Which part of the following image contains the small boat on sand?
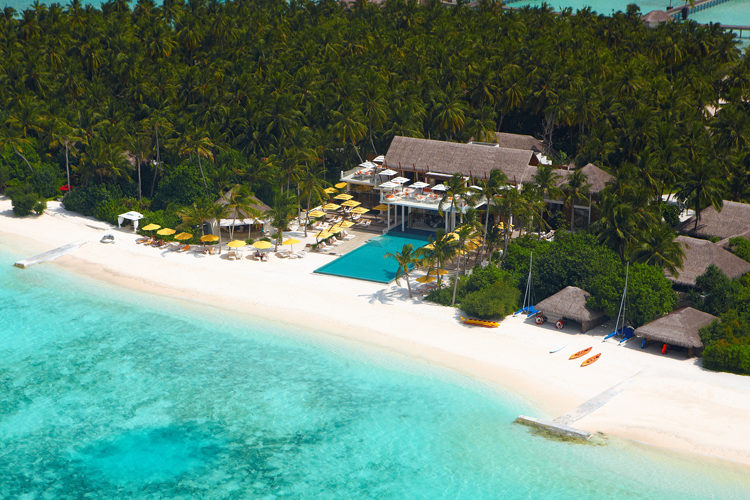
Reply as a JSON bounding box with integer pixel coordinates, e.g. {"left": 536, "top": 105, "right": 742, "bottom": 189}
{"left": 569, "top": 347, "right": 592, "bottom": 360}
{"left": 460, "top": 317, "right": 499, "bottom": 328}
{"left": 581, "top": 353, "right": 601, "bottom": 367}
{"left": 549, "top": 344, "right": 567, "bottom": 353}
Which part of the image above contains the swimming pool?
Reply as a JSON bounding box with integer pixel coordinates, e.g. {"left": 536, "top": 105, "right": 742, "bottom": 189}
{"left": 314, "top": 230, "right": 431, "bottom": 283}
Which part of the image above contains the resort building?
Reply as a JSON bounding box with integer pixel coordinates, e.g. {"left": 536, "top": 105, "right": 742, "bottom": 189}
{"left": 678, "top": 200, "right": 750, "bottom": 240}
{"left": 215, "top": 188, "right": 271, "bottom": 237}
{"left": 534, "top": 286, "right": 606, "bottom": 333}
{"left": 339, "top": 134, "right": 612, "bottom": 233}
{"left": 634, "top": 307, "right": 716, "bottom": 357}
{"left": 667, "top": 235, "right": 750, "bottom": 287}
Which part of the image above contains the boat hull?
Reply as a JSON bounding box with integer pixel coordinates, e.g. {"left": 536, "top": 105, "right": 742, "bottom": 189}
{"left": 569, "top": 347, "right": 592, "bottom": 360}
{"left": 460, "top": 317, "right": 499, "bottom": 328}
{"left": 581, "top": 353, "right": 601, "bottom": 367}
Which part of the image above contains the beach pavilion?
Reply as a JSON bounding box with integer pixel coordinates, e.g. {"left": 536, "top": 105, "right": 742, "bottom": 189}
{"left": 634, "top": 307, "right": 717, "bottom": 357}
{"left": 534, "top": 286, "right": 606, "bottom": 333}
{"left": 678, "top": 200, "right": 750, "bottom": 240}
{"left": 667, "top": 236, "right": 750, "bottom": 287}
{"left": 215, "top": 188, "right": 271, "bottom": 237}
{"left": 117, "top": 211, "right": 143, "bottom": 232}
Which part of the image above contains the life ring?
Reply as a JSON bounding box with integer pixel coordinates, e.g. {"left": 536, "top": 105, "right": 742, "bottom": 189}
{"left": 555, "top": 319, "right": 565, "bottom": 329}
{"left": 535, "top": 315, "right": 544, "bottom": 325}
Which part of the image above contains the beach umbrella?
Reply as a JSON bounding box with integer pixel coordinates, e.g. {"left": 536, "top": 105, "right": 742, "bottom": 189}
{"left": 253, "top": 240, "right": 273, "bottom": 249}
{"left": 174, "top": 232, "right": 192, "bottom": 241}
{"left": 335, "top": 182, "right": 347, "bottom": 189}
{"left": 330, "top": 226, "right": 343, "bottom": 234}
{"left": 282, "top": 238, "right": 301, "bottom": 251}
{"left": 351, "top": 207, "right": 369, "bottom": 214}
{"left": 416, "top": 275, "right": 436, "bottom": 283}
{"left": 373, "top": 204, "right": 388, "bottom": 211}
{"left": 334, "top": 193, "right": 353, "bottom": 200}
{"left": 200, "top": 234, "right": 219, "bottom": 242}
{"left": 323, "top": 203, "right": 341, "bottom": 211}
{"left": 308, "top": 210, "right": 325, "bottom": 218}
{"left": 59, "top": 184, "right": 71, "bottom": 192}
{"left": 429, "top": 269, "right": 450, "bottom": 276}
{"left": 227, "top": 240, "right": 246, "bottom": 248}
{"left": 316, "top": 230, "right": 333, "bottom": 239}
{"left": 338, "top": 221, "right": 355, "bottom": 228}
{"left": 341, "top": 200, "right": 361, "bottom": 207}
{"left": 142, "top": 223, "right": 161, "bottom": 231}
{"left": 324, "top": 187, "right": 337, "bottom": 194}
{"left": 423, "top": 243, "right": 435, "bottom": 250}
{"left": 156, "top": 228, "right": 176, "bottom": 236}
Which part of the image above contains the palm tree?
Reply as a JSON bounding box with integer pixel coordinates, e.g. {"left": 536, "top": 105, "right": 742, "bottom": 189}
{"left": 451, "top": 215, "right": 479, "bottom": 306}
{"left": 677, "top": 160, "right": 725, "bottom": 232}
{"left": 178, "top": 200, "right": 213, "bottom": 237}
{"left": 298, "top": 164, "right": 328, "bottom": 237}
{"left": 438, "top": 173, "right": 471, "bottom": 232}
{"left": 0, "top": 133, "right": 34, "bottom": 173}
{"left": 177, "top": 132, "right": 215, "bottom": 190}
{"left": 267, "top": 190, "right": 297, "bottom": 251}
{"left": 532, "top": 165, "right": 561, "bottom": 233}
{"left": 206, "top": 202, "right": 230, "bottom": 254}
{"left": 564, "top": 169, "right": 591, "bottom": 231}
{"left": 418, "top": 229, "right": 457, "bottom": 287}
{"left": 633, "top": 223, "right": 685, "bottom": 275}
{"left": 50, "top": 119, "right": 86, "bottom": 191}
{"left": 385, "top": 243, "right": 418, "bottom": 298}
{"left": 476, "top": 169, "right": 508, "bottom": 259}
{"left": 224, "top": 185, "right": 260, "bottom": 241}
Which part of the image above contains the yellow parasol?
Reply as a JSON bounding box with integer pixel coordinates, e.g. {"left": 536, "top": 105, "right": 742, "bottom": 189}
{"left": 227, "top": 240, "right": 246, "bottom": 248}
{"left": 316, "top": 231, "right": 333, "bottom": 239}
{"left": 282, "top": 238, "right": 300, "bottom": 251}
{"left": 464, "top": 240, "right": 480, "bottom": 251}
{"left": 330, "top": 226, "right": 343, "bottom": 234}
{"left": 334, "top": 193, "right": 353, "bottom": 201}
{"left": 373, "top": 204, "right": 388, "bottom": 211}
{"left": 416, "top": 275, "right": 436, "bottom": 283}
{"left": 423, "top": 243, "right": 435, "bottom": 250}
{"left": 323, "top": 203, "right": 341, "bottom": 211}
{"left": 200, "top": 234, "right": 219, "bottom": 243}
{"left": 341, "top": 200, "right": 361, "bottom": 207}
{"left": 174, "top": 232, "right": 192, "bottom": 240}
{"left": 156, "top": 228, "right": 176, "bottom": 236}
{"left": 308, "top": 210, "right": 325, "bottom": 218}
{"left": 253, "top": 240, "right": 273, "bottom": 249}
{"left": 351, "top": 207, "right": 369, "bottom": 214}
{"left": 142, "top": 223, "right": 161, "bottom": 231}
{"left": 338, "top": 221, "right": 354, "bottom": 228}
{"left": 334, "top": 182, "right": 347, "bottom": 189}
{"left": 324, "top": 187, "right": 337, "bottom": 194}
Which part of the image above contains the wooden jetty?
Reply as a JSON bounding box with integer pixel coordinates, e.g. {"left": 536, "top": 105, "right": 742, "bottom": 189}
{"left": 515, "top": 416, "right": 593, "bottom": 440}
{"left": 14, "top": 241, "right": 87, "bottom": 268}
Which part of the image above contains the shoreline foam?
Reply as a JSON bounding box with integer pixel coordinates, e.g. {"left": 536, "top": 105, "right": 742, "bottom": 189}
{"left": 3, "top": 198, "right": 750, "bottom": 471}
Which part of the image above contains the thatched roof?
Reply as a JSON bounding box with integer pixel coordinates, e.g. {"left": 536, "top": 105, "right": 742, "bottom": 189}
{"left": 668, "top": 236, "right": 750, "bottom": 286}
{"left": 642, "top": 10, "right": 673, "bottom": 27}
{"left": 216, "top": 188, "right": 271, "bottom": 220}
{"left": 717, "top": 229, "right": 750, "bottom": 249}
{"left": 384, "top": 136, "right": 537, "bottom": 183}
{"left": 494, "top": 132, "right": 544, "bottom": 153}
{"left": 536, "top": 286, "right": 605, "bottom": 325}
{"left": 634, "top": 307, "right": 715, "bottom": 349}
{"left": 523, "top": 163, "right": 613, "bottom": 194}
{"left": 678, "top": 200, "right": 750, "bottom": 240}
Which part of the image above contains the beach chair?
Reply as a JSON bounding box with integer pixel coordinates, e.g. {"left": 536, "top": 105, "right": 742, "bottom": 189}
{"left": 136, "top": 236, "right": 151, "bottom": 244}
{"left": 276, "top": 250, "right": 289, "bottom": 258}
{"left": 177, "top": 244, "right": 190, "bottom": 253}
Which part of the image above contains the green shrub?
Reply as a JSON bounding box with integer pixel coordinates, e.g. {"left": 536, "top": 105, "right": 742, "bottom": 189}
{"left": 728, "top": 237, "right": 750, "bottom": 263}
{"left": 6, "top": 183, "right": 44, "bottom": 216}
{"left": 460, "top": 282, "right": 520, "bottom": 319}
{"left": 425, "top": 284, "right": 454, "bottom": 306}
{"left": 702, "top": 342, "right": 750, "bottom": 375}
{"left": 93, "top": 198, "right": 128, "bottom": 225}
{"left": 63, "top": 183, "right": 123, "bottom": 216}
{"left": 33, "top": 199, "right": 46, "bottom": 215}
{"left": 152, "top": 162, "right": 207, "bottom": 209}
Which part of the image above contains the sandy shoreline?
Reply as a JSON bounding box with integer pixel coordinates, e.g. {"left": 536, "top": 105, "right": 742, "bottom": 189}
{"left": 3, "top": 199, "right": 750, "bottom": 470}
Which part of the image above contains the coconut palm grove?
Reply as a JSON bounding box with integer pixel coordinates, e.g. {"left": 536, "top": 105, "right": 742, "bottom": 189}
{"left": 2, "top": 0, "right": 750, "bottom": 372}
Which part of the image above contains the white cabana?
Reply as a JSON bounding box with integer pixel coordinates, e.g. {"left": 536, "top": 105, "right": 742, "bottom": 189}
{"left": 410, "top": 181, "right": 430, "bottom": 189}
{"left": 117, "top": 211, "right": 144, "bottom": 232}
{"left": 392, "top": 177, "right": 410, "bottom": 184}
{"left": 219, "top": 217, "right": 264, "bottom": 227}
{"left": 378, "top": 181, "right": 398, "bottom": 189}
{"left": 373, "top": 155, "right": 385, "bottom": 164}
{"left": 358, "top": 161, "right": 377, "bottom": 169}
{"left": 379, "top": 169, "right": 397, "bottom": 176}
{"left": 431, "top": 184, "right": 448, "bottom": 191}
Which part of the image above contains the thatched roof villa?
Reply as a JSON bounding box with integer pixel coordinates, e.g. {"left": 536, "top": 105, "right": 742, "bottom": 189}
{"left": 667, "top": 236, "right": 750, "bottom": 287}
{"left": 535, "top": 286, "right": 606, "bottom": 332}
{"left": 634, "top": 307, "right": 717, "bottom": 357}
{"left": 678, "top": 200, "right": 750, "bottom": 240}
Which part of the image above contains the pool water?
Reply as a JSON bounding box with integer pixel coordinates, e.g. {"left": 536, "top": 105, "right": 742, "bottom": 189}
{"left": 314, "top": 230, "right": 431, "bottom": 283}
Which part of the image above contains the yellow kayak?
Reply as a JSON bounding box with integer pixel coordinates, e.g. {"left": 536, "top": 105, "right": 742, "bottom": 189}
{"left": 460, "top": 317, "right": 499, "bottom": 328}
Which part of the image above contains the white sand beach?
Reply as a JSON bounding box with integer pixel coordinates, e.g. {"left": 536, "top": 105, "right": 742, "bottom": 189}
{"left": 3, "top": 198, "right": 750, "bottom": 469}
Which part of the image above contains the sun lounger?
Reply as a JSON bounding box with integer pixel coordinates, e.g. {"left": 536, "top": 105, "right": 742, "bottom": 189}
{"left": 136, "top": 237, "right": 152, "bottom": 244}
{"left": 276, "top": 250, "right": 289, "bottom": 258}
{"left": 177, "top": 244, "right": 190, "bottom": 253}
{"left": 358, "top": 219, "right": 371, "bottom": 227}
{"left": 343, "top": 234, "right": 356, "bottom": 241}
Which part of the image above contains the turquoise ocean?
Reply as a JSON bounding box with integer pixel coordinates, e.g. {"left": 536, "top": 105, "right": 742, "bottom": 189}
{"left": 2, "top": 242, "right": 750, "bottom": 498}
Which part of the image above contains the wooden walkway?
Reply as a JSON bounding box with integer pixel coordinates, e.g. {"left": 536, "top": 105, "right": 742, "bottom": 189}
{"left": 14, "top": 241, "right": 87, "bottom": 268}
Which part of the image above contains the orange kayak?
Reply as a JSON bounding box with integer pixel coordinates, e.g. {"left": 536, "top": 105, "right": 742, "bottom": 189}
{"left": 460, "top": 317, "right": 499, "bottom": 328}
{"left": 569, "top": 347, "right": 592, "bottom": 360}
{"left": 581, "top": 353, "right": 601, "bottom": 367}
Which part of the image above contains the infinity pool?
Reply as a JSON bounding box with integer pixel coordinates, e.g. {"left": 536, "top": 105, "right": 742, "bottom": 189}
{"left": 314, "top": 230, "right": 431, "bottom": 283}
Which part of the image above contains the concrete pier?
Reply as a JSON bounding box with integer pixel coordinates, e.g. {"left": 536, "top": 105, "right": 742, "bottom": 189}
{"left": 14, "top": 241, "right": 87, "bottom": 268}
{"left": 515, "top": 416, "right": 592, "bottom": 440}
